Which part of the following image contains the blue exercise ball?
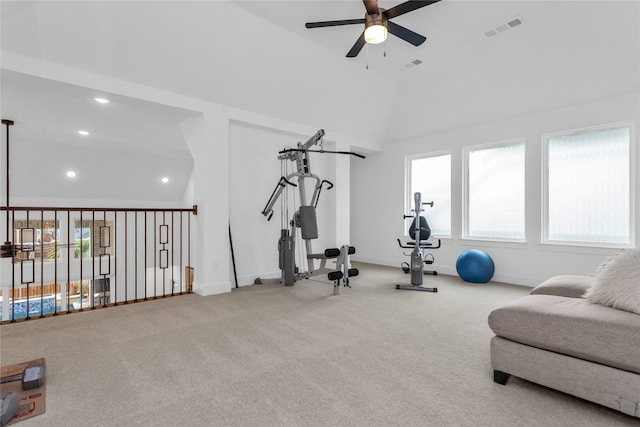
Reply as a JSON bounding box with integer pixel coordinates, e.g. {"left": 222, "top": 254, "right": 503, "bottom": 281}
{"left": 456, "top": 249, "right": 495, "bottom": 283}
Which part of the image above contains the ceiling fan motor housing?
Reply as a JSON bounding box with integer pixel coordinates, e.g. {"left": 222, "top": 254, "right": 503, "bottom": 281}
{"left": 364, "top": 9, "right": 388, "bottom": 44}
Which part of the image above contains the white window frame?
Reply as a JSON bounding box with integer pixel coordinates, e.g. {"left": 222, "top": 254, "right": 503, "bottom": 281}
{"left": 405, "top": 150, "right": 452, "bottom": 238}
{"left": 541, "top": 121, "right": 636, "bottom": 248}
{"left": 462, "top": 138, "right": 526, "bottom": 242}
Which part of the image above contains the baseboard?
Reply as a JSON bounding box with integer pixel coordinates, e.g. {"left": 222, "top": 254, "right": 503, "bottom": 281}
{"left": 194, "top": 279, "right": 232, "bottom": 296}
{"left": 235, "top": 271, "right": 280, "bottom": 287}
{"left": 491, "top": 273, "right": 539, "bottom": 287}
{"left": 232, "top": 259, "right": 537, "bottom": 289}
{"left": 352, "top": 256, "right": 535, "bottom": 287}
{"left": 351, "top": 256, "right": 399, "bottom": 268}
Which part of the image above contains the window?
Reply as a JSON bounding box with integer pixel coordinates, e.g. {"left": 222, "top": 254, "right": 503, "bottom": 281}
{"left": 543, "top": 124, "right": 633, "bottom": 246}
{"left": 13, "top": 220, "right": 60, "bottom": 262}
{"left": 465, "top": 140, "right": 525, "bottom": 240}
{"left": 74, "top": 220, "right": 113, "bottom": 259}
{"left": 408, "top": 153, "right": 451, "bottom": 236}
{"left": 74, "top": 224, "right": 91, "bottom": 259}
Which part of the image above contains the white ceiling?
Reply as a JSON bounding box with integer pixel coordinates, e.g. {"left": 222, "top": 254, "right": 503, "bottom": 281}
{"left": 1, "top": 0, "right": 639, "bottom": 201}
{"left": 1, "top": 69, "right": 198, "bottom": 202}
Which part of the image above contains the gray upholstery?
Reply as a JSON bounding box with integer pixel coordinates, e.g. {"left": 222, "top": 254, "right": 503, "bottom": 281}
{"left": 529, "top": 274, "right": 594, "bottom": 298}
{"left": 489, "top": 275, "right": 640, "bottom": 418}
{"left": 489, "top": 294, "right": 640, "bottom": 374}
{"left": 491, "top": 337, "right": 640, "bottom": 417}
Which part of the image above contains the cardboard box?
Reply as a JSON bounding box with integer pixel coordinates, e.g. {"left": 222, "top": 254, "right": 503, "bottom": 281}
{"left": 0, "top": 358, "right": 46, "bottom": 425}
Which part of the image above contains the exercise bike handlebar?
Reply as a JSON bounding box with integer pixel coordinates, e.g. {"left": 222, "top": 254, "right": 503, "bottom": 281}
{"left": 403, "top": 201, "right": 434, "bottom": 220}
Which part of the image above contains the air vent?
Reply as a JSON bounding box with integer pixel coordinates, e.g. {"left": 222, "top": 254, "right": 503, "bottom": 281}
{"left": 483, "top": 16, "right": 524, "bottom": 38}
{"left": 507, "top": 18, "right": 523, "bottom": 28}
{"left": 399, "top": 58, "right": 423, "bottom": 71}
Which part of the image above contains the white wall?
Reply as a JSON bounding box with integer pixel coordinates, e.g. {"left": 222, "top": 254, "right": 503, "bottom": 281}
{"left": 3, "top": 56, "right": 637, "bottom": 292}
{"left": 351, "top": 92, "right": 640, "bottom": 286}
{"left": 0, "top": 59, "right": 376, "bottom": 297}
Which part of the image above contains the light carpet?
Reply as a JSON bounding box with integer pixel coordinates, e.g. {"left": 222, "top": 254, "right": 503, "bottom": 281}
{"left": 0, "top": 263, "right": 636, "bottom": 426}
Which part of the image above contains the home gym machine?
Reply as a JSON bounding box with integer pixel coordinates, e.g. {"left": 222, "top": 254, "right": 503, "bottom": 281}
{"left": 396, "top": 192, "right": 441, "bottom": 292}
{"left": 254, "top": 129, "right": 364, "bottom": 295}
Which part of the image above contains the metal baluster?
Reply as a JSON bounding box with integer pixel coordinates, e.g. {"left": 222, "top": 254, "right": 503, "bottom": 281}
{"left": 144, "top": 211, "right": 148, "bottom": 301}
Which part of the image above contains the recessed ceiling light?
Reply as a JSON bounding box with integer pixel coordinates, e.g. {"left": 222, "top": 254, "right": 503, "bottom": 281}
{"left": 66, "top": 171, "right": 76, "bottom": 178}
{"left": 77, "top": 130, "right": 89, "bottom": 136}
{"left": 94, "top": 97, "right": 109, "bottom": 104}
{"left": 161, "top": 177, "right": 169, "bottom": 184}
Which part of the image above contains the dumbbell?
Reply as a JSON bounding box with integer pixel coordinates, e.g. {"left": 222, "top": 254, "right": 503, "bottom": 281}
{"left": 0, "top": 364, "right": 45, "bottom": 391}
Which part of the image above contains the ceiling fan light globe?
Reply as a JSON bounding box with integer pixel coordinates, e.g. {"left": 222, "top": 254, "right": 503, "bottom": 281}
{"left": 364, "top": 24, "right": 387, "bottom": 44}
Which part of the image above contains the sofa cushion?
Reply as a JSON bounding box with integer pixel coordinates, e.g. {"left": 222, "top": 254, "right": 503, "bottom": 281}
{"left": 488, "top": 294, "right": 640, "bottom": 374}
{"left": 530, "top": 275, "right": 594, "bottom": 298}
{"left": 585, "top": 248, "right": 640, "bottom": 315}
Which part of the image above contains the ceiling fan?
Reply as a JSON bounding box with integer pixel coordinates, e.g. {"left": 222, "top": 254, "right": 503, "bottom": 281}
{"left": 305, "top": 0, "right": 441, "bottom": 58}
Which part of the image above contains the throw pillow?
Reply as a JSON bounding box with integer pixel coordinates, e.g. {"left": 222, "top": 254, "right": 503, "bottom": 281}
{"left": 585, "top": 248, "right": 640, "bottom": 314}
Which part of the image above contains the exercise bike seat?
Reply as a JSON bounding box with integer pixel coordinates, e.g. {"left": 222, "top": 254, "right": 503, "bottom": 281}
{"left": 397, "top": 238, "right": 442, "bottom": 249}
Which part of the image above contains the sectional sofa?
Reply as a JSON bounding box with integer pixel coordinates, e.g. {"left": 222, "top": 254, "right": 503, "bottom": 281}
{"left": 488, "top": 249, "right": 640, "bottom": 419}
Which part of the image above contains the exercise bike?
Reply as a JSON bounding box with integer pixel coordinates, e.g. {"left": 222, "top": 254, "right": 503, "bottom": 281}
{"left": 396, "top": 192, "right": 441, "bottom": 292}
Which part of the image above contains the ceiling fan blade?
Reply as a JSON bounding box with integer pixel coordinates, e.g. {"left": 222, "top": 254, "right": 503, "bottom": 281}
{"left": 384, "top": 0, "right": 441, "bottom": 20}
{"left": 363, "top": 0, "right": 380, "bottom": 16}
{"left": 387, "top": 21, "right": 426, "bottom": 46}
{"left": 346, "top": 32, "right": 366, "bottom": 57}
{"left": 306, "top": 18, "right": 365, "bottom": 28}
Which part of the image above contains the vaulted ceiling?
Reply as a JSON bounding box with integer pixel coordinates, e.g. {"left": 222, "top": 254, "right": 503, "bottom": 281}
{"left": 1, "top": 1, "right": 639, "bottom": 201}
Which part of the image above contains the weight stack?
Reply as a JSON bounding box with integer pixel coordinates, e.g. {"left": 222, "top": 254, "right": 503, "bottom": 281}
{"left": 279, "top": 234, "right": 296, "bottom": 286}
